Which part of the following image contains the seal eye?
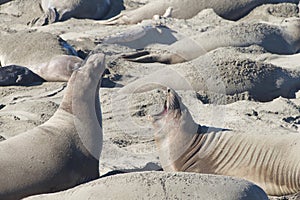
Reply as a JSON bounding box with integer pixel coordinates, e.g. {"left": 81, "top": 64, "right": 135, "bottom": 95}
{"left": 167, "top": 88, "right": 171, "bottom": 93}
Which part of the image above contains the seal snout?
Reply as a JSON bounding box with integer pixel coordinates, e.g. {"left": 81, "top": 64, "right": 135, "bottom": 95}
{"left": 166, "top": 88, "right": 181, "bottom": 112}
{"left": 79, "top": 53, "right": 106, "bottom": 79}
{"left": 149, "top": 88, "right": 181, "bottom": 122}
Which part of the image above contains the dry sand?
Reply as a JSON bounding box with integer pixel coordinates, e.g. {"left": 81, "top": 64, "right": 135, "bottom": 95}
{"left": 0, "top": 0, "right": 299, "bottom": 199}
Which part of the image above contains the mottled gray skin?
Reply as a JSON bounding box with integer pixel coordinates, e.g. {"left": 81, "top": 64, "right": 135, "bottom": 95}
{"left": 0, "top": 31, "right": 83, "bottom": 83}
{"left": 150, "top": 88, "right": 300, "bottom": 196}
{"left": 0, "top": 0, "right": 10, "bottom": 5}
{"left": 0, "top": 65, "right": 45, "bottom": 86}
{"left": 100, "top": 0, "right": 299, "bottom": 25}
{"left": 32, "top": 0, "right": 111, "bottom": 25}
{"left": 0, "top": 54, "right": 105, "bottom": 200}
{"left": 24, "top": 172, "right": 268, "bottom": 200}
{"left": 123, "top": 18, "right": 300, "bottom": 64}
{"left": 120, "top": 50, "right": 300, "bottom": 102}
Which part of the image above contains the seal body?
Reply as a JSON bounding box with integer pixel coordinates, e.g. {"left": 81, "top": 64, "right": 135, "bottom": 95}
{"left": 150, "top": 88, "right": 300, "bottom": 196}
{"left": 0, "top": 53, "right": 105, "bottom": 199}
{"left": 101, "top": 0, "right": 299, "bottom": 24}
{"left": 24, "top": 172, "right": 269, "bottom": 200}
{"left": 121, "top": 50, "right": 300, "bottom": 102}
{"left": 123, "top": 19, "right": 300, "bottom": 64}
{"left": 0, "top": 31, "right": 83, "bottom": 84}
{"left": 34, "top": 0, "right": 111, "bottom": 25}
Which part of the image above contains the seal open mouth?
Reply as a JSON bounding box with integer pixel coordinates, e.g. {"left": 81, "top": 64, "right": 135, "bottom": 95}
{"left": 150, "top": 88, "right": 181, "bottom": 121}
{"left": 166, "top": 88, "right": 181, "bottom": 111}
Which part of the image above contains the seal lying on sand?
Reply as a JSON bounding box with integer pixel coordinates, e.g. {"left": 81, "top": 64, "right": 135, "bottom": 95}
{"left": 122, "top": 18, "right": 300, "bottom": 64}
{"left": 149, "top": 88, "right": 300, "bottom": 196}
{"left": 24, "top": 171, "right": 268, "bottom": 200}
{"left": 0, "top": 31, "right": 83, "bottom": 85}
{"left": 100, "top": 0, "right": 299, "bottom": 25}
{"left": 120, "top": 49, "right": 300, "bottom": 103}
{"left": 0, "top": 53, "right": 105, "bottom": 199}
{"left": 31, "top": 0, "right": 111, "bottom": 26}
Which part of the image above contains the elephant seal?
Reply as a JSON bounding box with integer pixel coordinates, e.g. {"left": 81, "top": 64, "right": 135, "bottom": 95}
{"left": 29, "top": 55, "right": 83, "bottom": 82}
{"left": 0, "top": 31, "right": 83, "bottom": 85}
{"left": 0, "top": 53, "right": 105, "bottom": 200}
{"left": 149, "top": 88, "right": 300, "bottom": 196}
{"left": 31, "top": 0, "right": 111, "bottom": 26}
{"left": 100, "top": 0, "right": 299, "bottom": 25}
{"left": 120, "top": 48, "right": 300, "bottom": 103}
{"left": 24, "top": 172, "right": 268, "bottom": 200}
{"left": 123, "top": 18, "right": 300, "bottom": 64}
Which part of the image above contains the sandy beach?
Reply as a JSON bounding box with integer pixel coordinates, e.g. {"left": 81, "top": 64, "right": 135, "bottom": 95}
{"left": 0, "top": 0, "right": 300, "bottom": 199}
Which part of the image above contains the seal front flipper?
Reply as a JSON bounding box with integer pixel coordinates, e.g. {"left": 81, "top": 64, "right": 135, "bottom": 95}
{"left": 0, "top": 65, "right": 45, "bottom": 86}
{"left": 30, "top": 7, "right": 58, "bottom": 26}
{"left": 122, "top": 50, "right": 185, "bottom": 64}
{"left": 45, "top": 7, "right": 59, "bottom": 24}
{"left": 97, "top": 12, "right": 131, "bottom": 25}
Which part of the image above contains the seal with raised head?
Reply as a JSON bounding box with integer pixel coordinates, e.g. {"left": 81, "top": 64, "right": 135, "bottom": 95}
{"left": 32, "top": 0, "right": 111, "bottom": 26}
{"left": 0, "top": 53, "right": 105, "bottom": 200}
{"left": 100, "top": 0, "right": 299, "bottom": 25}
{"left": 122, "top": 18, "right": 300, "bottom": 64}
{"left": 149, "top": 88, "right": 300, "bottom": 196}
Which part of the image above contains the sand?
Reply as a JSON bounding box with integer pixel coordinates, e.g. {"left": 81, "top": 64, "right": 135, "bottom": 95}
{"left": 0, "top": 0, "right": 299, "bottom": 199}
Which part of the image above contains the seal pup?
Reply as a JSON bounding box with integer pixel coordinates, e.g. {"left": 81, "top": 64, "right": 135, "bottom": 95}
{"left": 0, "top": 53, "right": 105, "bottom": 199}
{"left": 99, "top": 0, "right": 299, "bottom": 25}
{"left": 0, "top": 31, "right": 83, "bottom": 85}
{"left": 31, "top": 0, "right": 111, "bottom": 26}
{"left": 149, "top": 88, "right": 300, "bottom": 196}
{"left": 122, "top": 18, "right": 300, "bottom": 64}
{"left": 24, "top": 171, "right": 268, "bottom": 200}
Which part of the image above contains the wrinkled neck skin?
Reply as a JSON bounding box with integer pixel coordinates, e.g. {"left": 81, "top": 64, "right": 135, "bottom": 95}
{"left": 154, "top": 105, "right": 200, "bottom": 171}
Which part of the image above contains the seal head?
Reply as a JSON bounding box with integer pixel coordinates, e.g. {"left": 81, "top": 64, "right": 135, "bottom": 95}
{"left": 149, "top": 88, "right": 199, "bottom": 171}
